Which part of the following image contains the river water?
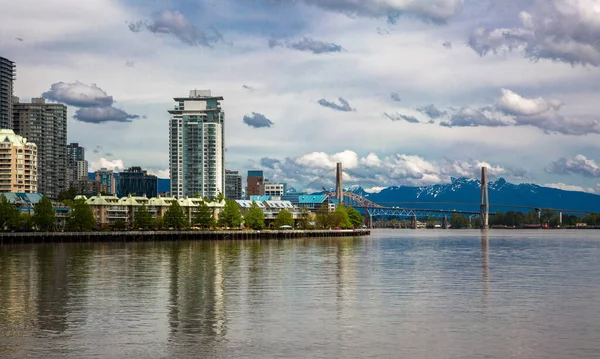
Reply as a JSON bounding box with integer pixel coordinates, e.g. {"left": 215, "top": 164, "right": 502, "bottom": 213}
{"left": 1, "top": 229, "right": 600, "bottom": 358}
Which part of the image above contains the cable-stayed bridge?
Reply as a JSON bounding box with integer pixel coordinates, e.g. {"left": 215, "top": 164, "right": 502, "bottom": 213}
{"left": 320, "top": 163, "right": 591, "bottom": 228}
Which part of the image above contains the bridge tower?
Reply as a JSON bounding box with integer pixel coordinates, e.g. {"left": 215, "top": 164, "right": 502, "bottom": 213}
{"left": 336, "top": 162, "right": 343, "bottom": 205}
{"left": 480, "top": 167, "right": 490, "bottom": 230}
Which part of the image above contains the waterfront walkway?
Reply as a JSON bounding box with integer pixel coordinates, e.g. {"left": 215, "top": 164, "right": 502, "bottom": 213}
{"left": 0, "top": 229, "right": 370, "bottom": 244}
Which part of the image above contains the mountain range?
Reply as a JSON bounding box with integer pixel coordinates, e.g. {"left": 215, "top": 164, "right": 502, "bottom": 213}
{"left": 346, "top": 178, "right": 600, "bottom": 213}
{"left": 90, "top": 174, "right": 599, "bottom": 213}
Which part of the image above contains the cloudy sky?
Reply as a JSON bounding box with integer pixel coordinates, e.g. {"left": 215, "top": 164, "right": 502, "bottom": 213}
{"left": 3, "top": 0, "right": 600, "bottom": 193}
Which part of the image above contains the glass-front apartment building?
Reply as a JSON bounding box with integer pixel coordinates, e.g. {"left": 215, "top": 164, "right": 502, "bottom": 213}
{"left": 169, "top": 90, "right": 224, "bottom": 198}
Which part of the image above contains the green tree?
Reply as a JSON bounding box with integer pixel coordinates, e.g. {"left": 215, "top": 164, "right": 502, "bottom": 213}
{"left": 111, "top": 219, "right": 126, "bottom": 231}
{"left": 57, "top": 187, "right": 77, "bottom": 202}
{"left": 297, "top": 207, "right": 312, "bottom": 229}
{"left": 15, "top": 213, "right": 34, "bottom": 232}
{"left": 450, "top": 213, "right": 470, "bottom": 229}
{"left": 0, "top": 194, "right": 19, "bottom": 231}
{"left": 164, "top": 201, "right": 187, "bottom": 230}
{"left": 244, "top": 201, "right": 265, "bottom": 230}
{"left": 32, "top": 196, "right": 56, "bottom": 231}
{"left": 472, "top": 216, "right": 482, "bottom": 229}
{"left": 194, "top": 201, "right": 214, "bottom": 229}
{"left": 66, "top": 198, "right": 97, "bottom": 232}
{"left": 334, "top": 205, "right": 352, "bottom": 229}
{"left": 346, "top": 206, "right": 364, "bottom": 228}
{"left": 216, "top": 192, "right": 225, "bottom": 203}
{"left": 134, "top": 204, "right": 153, "bottom": 230}
{"left": 274, "top": 209, "right": 294, "bottom": 228}
{"left": 315, "top": 204, "right": 330, "bottom": 229}
{"left": 218, "top": 199, "right": 242, "bottom": 228}
{"left": 153, "top": 216, "right": 164, "bottom": 230}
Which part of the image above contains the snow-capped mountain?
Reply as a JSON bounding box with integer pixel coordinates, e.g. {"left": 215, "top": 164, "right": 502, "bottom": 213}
{"left": 347, "top": 178, "right": 600, "bottom": 213}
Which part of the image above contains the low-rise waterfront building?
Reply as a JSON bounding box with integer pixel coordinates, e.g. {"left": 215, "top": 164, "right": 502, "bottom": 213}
{"left": 282, "top": 194, "right": 329, "bottom": 212}
{"left": 235, "top": 199, "right": 300, "bottom": 225}
{"left": 0, "top": 192, "right": 70, "bottom": 227}
{"left": 78, "top": 194, "right": 225, "bottom": 226}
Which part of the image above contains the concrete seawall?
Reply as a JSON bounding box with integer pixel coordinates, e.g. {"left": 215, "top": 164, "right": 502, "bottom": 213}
{"left": 0, "top": 229, "right": 371, "bottom": 244}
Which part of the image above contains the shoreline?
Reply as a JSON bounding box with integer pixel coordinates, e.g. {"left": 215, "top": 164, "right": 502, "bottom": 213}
{"left": 0, "top": 229, "right": 371, "bottom": 244}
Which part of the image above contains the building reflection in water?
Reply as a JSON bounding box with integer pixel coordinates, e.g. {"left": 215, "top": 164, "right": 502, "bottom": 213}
{"left": 167, "top": 242, "right": 230, "bottom": 357}
{"left": 480, "top": 231, "right": 490, "bottom": 306}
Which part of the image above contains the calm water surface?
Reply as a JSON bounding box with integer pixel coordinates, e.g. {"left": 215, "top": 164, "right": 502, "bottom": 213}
{"left": 1, "top": 229, "right": 600, "bottom": 358}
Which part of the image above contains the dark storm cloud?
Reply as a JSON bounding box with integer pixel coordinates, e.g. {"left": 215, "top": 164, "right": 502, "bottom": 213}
{"left": 128, "top": 10, "right": 224, "bottom": 47}
{"left": 417, "top": 104, "right": 447, "bottom": 119}
{"left": 440, "top": 107, "right": 508, "bottom": 127}
{"left": 468, "top": 2, "right": 600, "bottom": 66}
{"left": 243, "top": 112, "right": 274, "bottom": 128}
{"left": 75, "top": 107, "right": 140, "bottom": 124}
{"left": 268, "top": 37, "right": 342, "bottom": 54}
{"left": 295, "top": 0, "right": 462, "bottom": 24}
{"left": 260, "top": 157, "right": 281, "bottom": 169}
{"left": 383, "top": 112, "right": 420, "bottom": 123}
{"left": 317, "top": 97, "right": 354, "bottom": 112}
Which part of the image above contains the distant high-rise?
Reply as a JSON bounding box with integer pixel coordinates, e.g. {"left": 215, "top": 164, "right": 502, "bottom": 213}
{"left": 225, "top": 169, "right": 242, "bottom": 200}
{"left": 247, "top": 170, "right": 264, "bottom": 198}
{"left": 67, "top": 142, "right": 88, "bottom": 184}
{"left": 0, "top": 57, "right": 15, "bottom": 129}
{"left": 95, "top": 168, "right": 116, "bottom": 195}
{"left": 67, "top": 142, "right": 85, "bottom": 161}
{"left": 13, "top": 97, "right": 67, "bottom": 199}
{"left": 0, "top": 129, "right": 37, "bottom": 193}
{"left": 117, "top": 166, "right": 158, "bottom": 198}
{"left": 168, "top": 89, "right": 225, "bottom": 198}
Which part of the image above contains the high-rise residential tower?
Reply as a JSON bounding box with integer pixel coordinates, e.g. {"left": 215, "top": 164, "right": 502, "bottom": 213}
{"left": 0, "top": 57, "right": 15, "bottom": 129}
{"left": 225, "top": 169, "right": 242, "bottom": 200}
{"left": 0, "top": 129, "right": 38, "bottom": 193}
{"left": 13, "top": 97, "right": 67, "bottom": 199}
{"left": 67, "top": 143, "right": 88, "bottom": 184}
{"left": 168, "top": 90, "right": 224, "bottom": 198}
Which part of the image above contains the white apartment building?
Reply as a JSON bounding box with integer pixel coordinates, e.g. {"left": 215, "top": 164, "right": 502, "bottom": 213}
{"left": 168, "top": 90, "right": 225, "bottom": 198}
{"left": 0, "top": 129, "right": 37, "bottom": 193}
{"left": 263, "top": 181, "right": 284, "bottom": 197}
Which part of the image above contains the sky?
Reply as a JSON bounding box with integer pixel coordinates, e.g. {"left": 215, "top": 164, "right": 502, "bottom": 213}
{"left": 2, "top": 0, "right": 600, "bottom": 194}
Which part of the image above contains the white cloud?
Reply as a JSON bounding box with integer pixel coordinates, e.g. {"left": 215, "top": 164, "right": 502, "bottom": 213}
{"left": 148, "top": 169, "right": 170, "bottom": 178}
{"left": 496, "top": 88, "right": 561, "bottom": 116}
{"left": 544, "top": 183, "right": 597, "bottom": 194}
{"left": 547, "top": 154, "right": 600, "bottom": 177}
{"left": 249, "top": 150, "right": 525, "bottom": 189}
{"left": 364, "top": 186, "right": 386, "bottom": 193}
{"left": 90, "top": 158, "right": 125, "bottom": 172}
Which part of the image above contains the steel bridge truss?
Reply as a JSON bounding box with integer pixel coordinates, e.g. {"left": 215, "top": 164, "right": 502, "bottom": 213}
{"left": 365, "top": 207, "right": 480, "bottom": 219}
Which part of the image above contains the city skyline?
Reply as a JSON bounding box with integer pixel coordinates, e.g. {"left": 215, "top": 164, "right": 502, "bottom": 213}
{"left": 2, "top": 1, "right": 600, "bottom": 194}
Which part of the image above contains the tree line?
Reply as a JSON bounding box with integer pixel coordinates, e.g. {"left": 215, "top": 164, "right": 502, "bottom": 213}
{"left": 0, "top": 196, "right": 365, "bottom": 232}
